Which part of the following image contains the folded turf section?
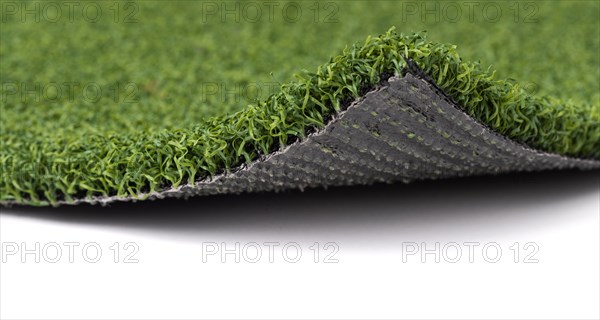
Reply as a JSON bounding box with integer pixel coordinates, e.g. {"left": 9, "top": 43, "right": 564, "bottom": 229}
{"left": 1, "top": 1, "right": 599, "bottom": 206}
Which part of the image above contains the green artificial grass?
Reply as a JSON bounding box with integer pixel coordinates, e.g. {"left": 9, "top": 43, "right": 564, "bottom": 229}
{"left": 1, "top": 0, "right": 599, "bottom": 206}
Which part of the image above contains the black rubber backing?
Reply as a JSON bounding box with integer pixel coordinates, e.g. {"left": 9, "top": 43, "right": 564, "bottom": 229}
{"left": 53, "top": 72, "right": 600, "bottom": 205}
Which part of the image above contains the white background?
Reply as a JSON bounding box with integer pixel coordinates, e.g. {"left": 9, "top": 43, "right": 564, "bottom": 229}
{"left": 1, "top": 170, "right": 599, "bottom": 319}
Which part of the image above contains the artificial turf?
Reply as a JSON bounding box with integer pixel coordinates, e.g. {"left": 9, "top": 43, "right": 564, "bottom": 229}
{"left": 1, "top": 0, "right": 599, "bottom": 206}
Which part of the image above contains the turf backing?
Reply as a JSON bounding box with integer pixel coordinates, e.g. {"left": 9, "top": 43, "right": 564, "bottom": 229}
{"left": 1, "top": 0, "right": 599, "bottom": 206}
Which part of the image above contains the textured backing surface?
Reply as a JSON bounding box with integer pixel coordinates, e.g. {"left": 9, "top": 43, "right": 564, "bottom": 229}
{"left": 33, "top": 72, "right": 600, "bottom": 205}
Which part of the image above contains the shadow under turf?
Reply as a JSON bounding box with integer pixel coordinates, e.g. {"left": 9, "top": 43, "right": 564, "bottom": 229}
{"left": 1, "top": 170, "right": 598, "bottom": 238}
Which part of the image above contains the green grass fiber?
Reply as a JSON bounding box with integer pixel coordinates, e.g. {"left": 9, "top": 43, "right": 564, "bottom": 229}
{"left": 1, "top": 0, "right": 599, "bottom": 205}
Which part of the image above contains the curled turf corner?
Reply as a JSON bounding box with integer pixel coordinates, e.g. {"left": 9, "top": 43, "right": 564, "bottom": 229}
{"left": 1, "top": 28, "right": 599, "bottom": 206}
{"left": 8, "top": 71, "right": 600, "bottom": 206}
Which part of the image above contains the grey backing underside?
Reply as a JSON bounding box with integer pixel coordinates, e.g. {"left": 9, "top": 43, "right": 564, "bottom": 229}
{"left": 56, "top": 73, "right": 600, "bottom": 205}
